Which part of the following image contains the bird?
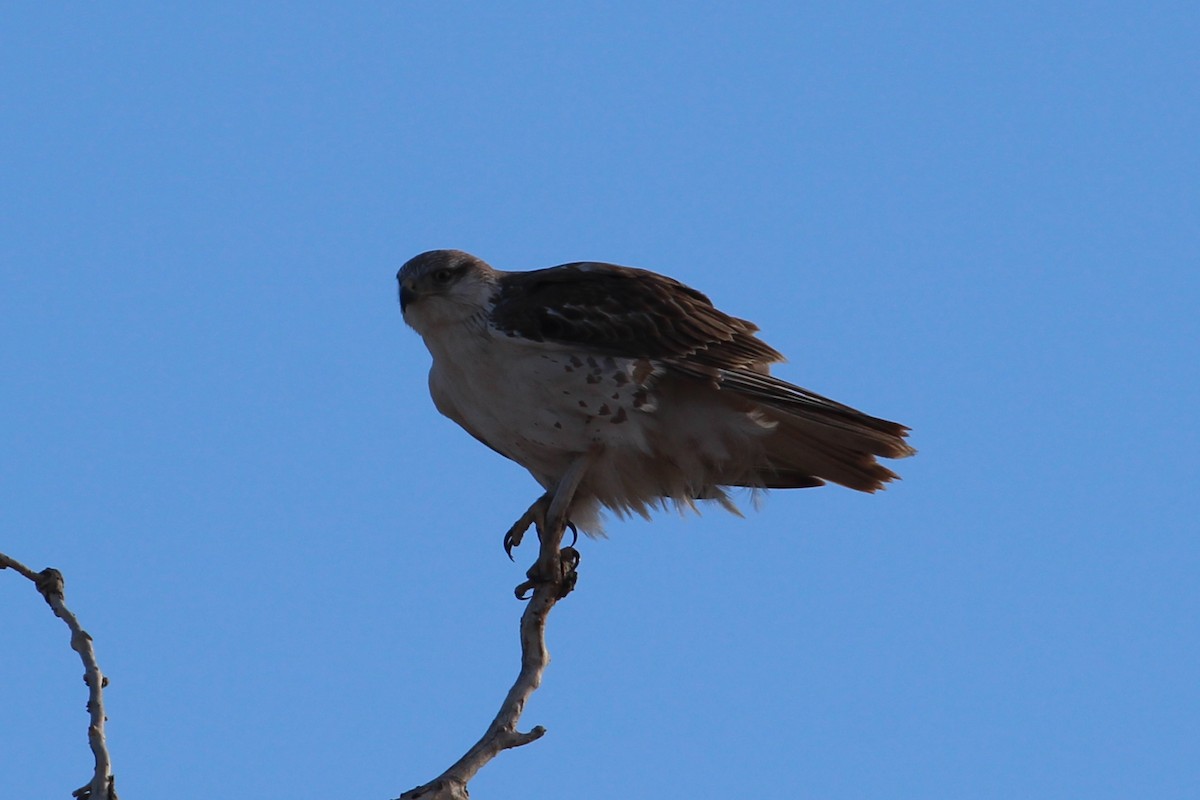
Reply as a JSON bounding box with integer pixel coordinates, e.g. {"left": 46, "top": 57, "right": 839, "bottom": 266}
{"left": 396, "top": 249, "right": 914, "bottom": 585}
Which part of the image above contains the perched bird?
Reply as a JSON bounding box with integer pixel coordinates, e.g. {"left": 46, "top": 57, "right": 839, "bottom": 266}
{"left": 397, "top": 249, "right": 914, "bottom": 570}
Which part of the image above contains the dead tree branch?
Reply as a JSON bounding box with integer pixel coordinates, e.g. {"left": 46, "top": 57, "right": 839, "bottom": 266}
{"left": 1, "top": 551, "right": 117, "bottom": 800}
{"left": 397, "top": 524, "right": 579, "bottom": 800}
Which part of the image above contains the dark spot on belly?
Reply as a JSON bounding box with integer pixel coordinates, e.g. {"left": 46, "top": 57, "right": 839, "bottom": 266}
{"left": 586, "top": 372, "right": 601, "bottom": 384}
{"left": 633, "top": 389, "right": 650, "bottom": 409}
{"left": 611, "top": 407, "right": 628, "bottom": 424}
{"left": 597, "top": 403, "right": 611, "bottom": 416}
{"left": 632, "top": 359, "right": 655, "bottom": 384}
{"left": 611, "top": 392, "right": 620, "bottom": 400}
{"left": 569, "top": 356, "right": 583, "bottom": 368}
{"left": 578, "top": 400, "right": 588, "bottom": 408}
{"left": 554, "top": 421, "right": 563, "bottom": 429}
{"left": 612, "top": 372, "right": 629, "bottom": 386}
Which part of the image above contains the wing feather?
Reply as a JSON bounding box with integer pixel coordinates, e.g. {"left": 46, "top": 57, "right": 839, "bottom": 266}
{"left": 490, "top": 262, "right": 781, "bottom": 371}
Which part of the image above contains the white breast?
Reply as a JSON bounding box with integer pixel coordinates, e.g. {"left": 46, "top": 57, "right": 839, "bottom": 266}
{"left": 423, "top": 324, "right": 658, "bottom": 487}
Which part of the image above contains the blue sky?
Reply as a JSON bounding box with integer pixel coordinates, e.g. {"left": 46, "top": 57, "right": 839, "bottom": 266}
{"left": 2, "top": 3, "right": 1197, "bottom": 798}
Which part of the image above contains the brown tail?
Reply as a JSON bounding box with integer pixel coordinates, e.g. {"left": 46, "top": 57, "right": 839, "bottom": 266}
{"left": 717, "top": 369, "right": 915, "bottom": 492}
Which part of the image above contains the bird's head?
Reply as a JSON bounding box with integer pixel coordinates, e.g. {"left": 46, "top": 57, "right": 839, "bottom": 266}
{"left": 396, "top": 249, "right": 499, "bottom": 334}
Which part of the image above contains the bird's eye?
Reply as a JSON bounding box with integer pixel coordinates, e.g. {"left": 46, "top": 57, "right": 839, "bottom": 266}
{"left": 433, "top": 269, "right": 454, "bottom": 285}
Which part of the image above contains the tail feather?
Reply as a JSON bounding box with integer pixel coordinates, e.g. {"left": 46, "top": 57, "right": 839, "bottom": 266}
{"left": 717, "top": 370, "right": 915, "bottom": 493}
{"left": 758, "top": 410, "right": 906, "bottom": 491}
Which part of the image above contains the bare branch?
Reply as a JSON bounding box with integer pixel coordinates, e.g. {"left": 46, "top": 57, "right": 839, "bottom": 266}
{"left": 1, "top": 552, "right": 118, "bottom": 800}
{"left": 397, "top": 531, "right": 579, "bottom": 800}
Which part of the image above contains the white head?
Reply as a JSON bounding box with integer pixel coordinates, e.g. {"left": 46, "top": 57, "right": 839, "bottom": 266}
{"left": 397, "top": 249, "right": 499, "bottom": 335}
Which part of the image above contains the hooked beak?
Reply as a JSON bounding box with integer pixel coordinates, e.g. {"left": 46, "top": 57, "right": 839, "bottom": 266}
{"left": 399, "top": 282, "right": 414, "bottom": 313}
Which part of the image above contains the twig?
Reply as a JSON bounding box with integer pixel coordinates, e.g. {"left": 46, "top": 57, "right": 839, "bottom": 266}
{"left": 397, "top": 528, "right": 578, "bottom": 800}
{"left": 1, "top": 552, "right": 117, "bottom": 800}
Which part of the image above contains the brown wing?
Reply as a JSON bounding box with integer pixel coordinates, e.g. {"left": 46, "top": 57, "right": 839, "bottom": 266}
{"left": 490, "top": 262, "right": 782, "bottom": 372}
{"left": 491, "top": 261, "right": 915, "bottom": 489}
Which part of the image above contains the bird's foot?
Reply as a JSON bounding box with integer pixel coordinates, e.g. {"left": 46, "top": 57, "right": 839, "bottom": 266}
{"left": 503, "top": 495, "right": 549, "bottom": 560}
{"left": 503, "top": 497, "right": 579, "bottom": 560}
{"left": 514, "top": 547, "right": 580, "bottom": 601}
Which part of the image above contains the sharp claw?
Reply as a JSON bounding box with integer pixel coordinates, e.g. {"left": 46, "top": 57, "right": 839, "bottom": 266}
{"left": 503, "top": 526, "right": 522, "bottom": 560}
{"left": 503, "top": 494, "right": 551, "bottom": 560}
{"left": 502, "top": 515, "right": 533, "bottom": 561}
{"left": 566, "top": 522, "right": 579, "bottom": 548}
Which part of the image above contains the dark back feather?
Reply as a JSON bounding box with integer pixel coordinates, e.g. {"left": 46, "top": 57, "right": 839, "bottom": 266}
{"left": 490, "top": 263, "right": 783, "bottom": 371}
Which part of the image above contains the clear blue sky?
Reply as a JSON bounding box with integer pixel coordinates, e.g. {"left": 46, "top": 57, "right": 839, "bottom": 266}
{"left": 3, "top": 4, "right": 1198, "bottom": 798}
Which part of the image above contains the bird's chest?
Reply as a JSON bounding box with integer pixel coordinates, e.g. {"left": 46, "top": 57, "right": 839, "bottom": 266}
{"left": 424, "top": 329, "right": 655, "bottom": 470}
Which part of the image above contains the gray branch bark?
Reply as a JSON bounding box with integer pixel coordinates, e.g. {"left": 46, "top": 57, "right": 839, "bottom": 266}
{"left": 1, "top": 552, "right": 117, "bottom": 800}
{"left": 397, "top": 528, "right": 577, "bottom": 800}
{"left": 2, "top": 521, "right": 576, "bottom": 800}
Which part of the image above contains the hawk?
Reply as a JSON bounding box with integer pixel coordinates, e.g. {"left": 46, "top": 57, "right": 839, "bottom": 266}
{"left": 397, "top": 249, "right": 914, "bottom": 580}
